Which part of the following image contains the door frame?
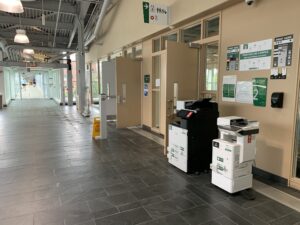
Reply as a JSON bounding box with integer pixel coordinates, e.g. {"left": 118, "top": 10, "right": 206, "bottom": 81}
{"left": 290, "top": 48, "right": 300, "bottom": 190}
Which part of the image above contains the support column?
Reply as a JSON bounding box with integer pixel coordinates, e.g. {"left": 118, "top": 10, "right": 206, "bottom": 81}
{"left": 60, "top": 69, "right": 65, "bottom": 105}
{"left": 67, "top": 56, "right": 73, "bottom": 106}
{"left": 77, "top": 17, "right": 86, "bottom": 114}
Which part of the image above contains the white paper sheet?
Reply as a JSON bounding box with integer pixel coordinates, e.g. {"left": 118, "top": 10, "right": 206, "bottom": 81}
{"left": 236, "top": 81, "right": 253, "bottom": 104}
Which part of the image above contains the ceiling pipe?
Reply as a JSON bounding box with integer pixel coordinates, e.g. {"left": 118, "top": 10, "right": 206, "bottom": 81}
{"left": 47, "top": 53, "right": 70, "bottom": 63}
{"left": 53, "top": 0, "right": 62, "bottom": 47}
{"left": 0, "top": 38, "right": 11, "bottom": 60}
{"left": 6, "top": 45, "right": 77, "bottom": 53}
{"left": 84, "top": 0, "right": 111, "bottom": 47}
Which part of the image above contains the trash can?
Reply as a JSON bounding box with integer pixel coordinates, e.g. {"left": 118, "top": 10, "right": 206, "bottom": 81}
{"left": 0, "top": 94, "right": 2, "bottom": 110}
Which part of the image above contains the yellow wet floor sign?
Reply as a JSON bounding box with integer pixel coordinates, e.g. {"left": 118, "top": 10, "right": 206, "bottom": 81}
{"left": 92, "top": 117, "right": 101, "bottom": 139}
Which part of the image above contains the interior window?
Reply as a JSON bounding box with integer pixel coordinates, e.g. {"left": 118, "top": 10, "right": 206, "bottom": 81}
{"left": 182, "top": 24, "right": 201, "bottom": 43}
{"left": 153, "top": 39, "right": 161, "bottom": 53}
{"left": 205, "top": 43, "right": 219, "bottom": 91}
{"left": 205, "top": 17, "right": 220, "bottom": 38}
{"left": 161, "top": 33, "right": 178, "bottom": 50}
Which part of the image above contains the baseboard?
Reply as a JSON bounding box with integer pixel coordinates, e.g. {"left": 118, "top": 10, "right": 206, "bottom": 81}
{"left": 142, "top": 124, "right": 164, "bottom": 139}
{"left": 253, "top": 166, "right": 288, "bottom": 186}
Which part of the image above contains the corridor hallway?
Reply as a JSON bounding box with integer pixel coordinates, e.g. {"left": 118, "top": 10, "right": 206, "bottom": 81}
{"left": 0, "top": 100, "right": 299, "bottom": 225}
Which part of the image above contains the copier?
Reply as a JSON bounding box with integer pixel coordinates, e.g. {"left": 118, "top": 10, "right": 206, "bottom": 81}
{"left": 167, "top": 99, "right": 219, "bottom": 173}
{"left": 211, "top": 116, "right": 259, "bottom": 193}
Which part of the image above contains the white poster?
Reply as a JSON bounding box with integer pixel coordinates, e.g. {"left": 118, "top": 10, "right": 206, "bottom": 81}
{"left": 239, "top": 39, "right": 272, "bottom": 71}
{"left": 236, "top": 81, "right": 253, "bottom": 104}
{"left": 222, "top": 75, "right": 237, "bottom": 102}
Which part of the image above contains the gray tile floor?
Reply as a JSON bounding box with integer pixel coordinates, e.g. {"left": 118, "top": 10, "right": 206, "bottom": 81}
{"left": 0, "top": 99, "right": 299, "bottom": 225}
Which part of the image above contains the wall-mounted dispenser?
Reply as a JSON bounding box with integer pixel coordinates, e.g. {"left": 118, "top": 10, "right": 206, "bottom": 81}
{"left": 271, "top": 92, "right": 284, "bottom": 108}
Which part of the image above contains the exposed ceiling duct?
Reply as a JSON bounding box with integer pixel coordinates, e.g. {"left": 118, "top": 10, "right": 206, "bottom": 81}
{"left": 84, "top": 0, "right": 110, "bottom": 47}
{"left": 0, "top": 0, "right": 108, "bottom": 64}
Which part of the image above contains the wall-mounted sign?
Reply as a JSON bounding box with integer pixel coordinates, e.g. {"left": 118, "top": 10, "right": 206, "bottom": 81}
{"left": 226, "top": 45, "right": 240, "bottom": 71}
{"left": 144, "top": 74, "right": 150, "bottom": 83}
{"left": 143, "top": 1, "right": 169, "bottom": 25}
{"left": 236, "top": 81, "right": 253, "bottom": 104}
{"left": 144, "top": 84, "right": 149, "bottom": 96}
{"left": 239, "top": 39, "right": 272, "bottom": 71}
{"left": 253, "top": 78, "right": 268, "bottom": 107}
{"left": 222, "top": 75, "right": 236, "bottom": 102}
{"left": 273, "top": 34, "right": 293, "bottom": 67}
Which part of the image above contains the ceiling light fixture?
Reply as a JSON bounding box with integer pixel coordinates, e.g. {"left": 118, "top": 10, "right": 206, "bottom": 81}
{"left": 23, "top": 49, "right": 34, "bottom": 55}
{"left": 0, "top": 0, "right": 24, "bottom": 13}
{"left": 14, "top": 29, "right": 30, "bottom": 44}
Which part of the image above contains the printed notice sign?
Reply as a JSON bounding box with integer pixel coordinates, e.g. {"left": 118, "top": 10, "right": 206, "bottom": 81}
{"left": 252, "top": 78, "right": 268, "bottom": 107}
{"left": 222, "top": 75, "right": 237, "bottom": 102}
{"left": 273, "top": 34, "right": 293, "bottom": 67}
{"left": 226, "top": 45, "right": 240, "bottom": 71}
{"left": 143, "top": 2, "right": 169, "bottom": 25}
{"left": 236, "top": 81, "right": 253, "bottom": 104}
{"left": 239, "top": 39, "right": 272, "bottom": 71}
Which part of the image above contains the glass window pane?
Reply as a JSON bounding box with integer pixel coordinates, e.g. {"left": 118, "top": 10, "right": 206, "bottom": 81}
{"left": 205, "top": 17, "right": 219, "bottom": 38}
{"left": 162, "top": 33, "right": 177, "bottom": 50}
{"left": 183, "top": 24, "right": 201, "bottom": 43}
{"left": 91, "top": 62, "right": 99, "bottom": 103}
{"left": 153, "top": 39, "right": 160, "bottom": 52}
{"left": 205, "top": 43, "right": 219, "bottom": 91}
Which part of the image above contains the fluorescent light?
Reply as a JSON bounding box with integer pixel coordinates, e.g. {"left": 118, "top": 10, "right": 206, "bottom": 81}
{"left": 23, "top": 49, "right": 34, "bottom": 55}
{"left": 14, "top": 29, "right": 29, "bottom": 44}
{"left": 0, "top": 0, "right": 24, "bottom": 13}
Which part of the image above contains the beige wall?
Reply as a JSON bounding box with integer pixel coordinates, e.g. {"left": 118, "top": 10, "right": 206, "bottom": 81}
{"left": 219, "top": 0, "right": 300, "bottom": 179}
{"left": 86, "top": 0, "right": 300, "bottom": 181}
{"left": 85, "top": 0, "right": 230, "bottom": 62}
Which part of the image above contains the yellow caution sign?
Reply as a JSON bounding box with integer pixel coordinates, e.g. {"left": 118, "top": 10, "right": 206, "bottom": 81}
{"left": 92, "top": 117, "right": 101, "bottom": 139}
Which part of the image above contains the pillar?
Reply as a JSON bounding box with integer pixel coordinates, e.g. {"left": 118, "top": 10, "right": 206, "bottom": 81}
{"left": 60, "top": 69, "right": 65, "bottom": 105}
{"left": 67, "top": 56, "right": 73, "bottom": 106}
{"left": 77, "top": 17, "right": 86, "bottom": 114}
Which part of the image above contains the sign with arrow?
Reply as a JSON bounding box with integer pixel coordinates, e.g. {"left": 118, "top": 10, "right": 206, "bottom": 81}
{"left": 143, "top": 1, "right": 169, "bottom": 25}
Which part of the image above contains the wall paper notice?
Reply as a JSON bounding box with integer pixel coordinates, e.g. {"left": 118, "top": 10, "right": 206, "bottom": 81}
{"left": 144, "top": 84, "right": 149, "bottom": 96}
{"left": 226, "top": 45, "right": 240, "bottom": 71}
{"left": 222, "top": 75, "right": 236, "bottom": 102}
{"left": 236, "top": 81, "right": 253, "bottom": 104}
{"left": 239, "top": 39, "right": 272, "bottom": 71}
{"left": 252, "top": 78, "right": 268, "bottom": 107}
{"left": 273, "top": 34, "right": 293, "bottom": 67}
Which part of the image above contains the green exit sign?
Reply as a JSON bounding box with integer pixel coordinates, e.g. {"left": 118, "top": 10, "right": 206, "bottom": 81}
{"left": 144, "top": 74, "right": 150, "bottom": 83}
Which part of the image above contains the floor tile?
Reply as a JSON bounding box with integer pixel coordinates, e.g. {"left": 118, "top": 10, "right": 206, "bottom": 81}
{"left": 180, "top": 205, "right": 223, "bottom": 225}
{"left": 94, "top": 207, "right": 152, "bottom": 225}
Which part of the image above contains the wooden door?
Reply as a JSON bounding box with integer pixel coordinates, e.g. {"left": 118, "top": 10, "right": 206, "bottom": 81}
{"left": 116, "top": 57, "right": 141, "bottom": 128}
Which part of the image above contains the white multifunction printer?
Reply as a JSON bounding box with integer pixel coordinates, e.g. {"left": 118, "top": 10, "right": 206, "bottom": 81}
{"left": 211, "top": 116, "right": 259, "bottom": 194}
{"left": 168, "top": 99, "right": 219, "bottom": 174}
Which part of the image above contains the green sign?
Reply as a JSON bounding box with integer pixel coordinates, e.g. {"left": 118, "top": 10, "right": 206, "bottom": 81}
{"left": 226, "top": 45, "right": 240, "bottom": 71}
{"left": 253, "top": 78, "right": 268, "bottom": 107}
{"left": 223, "top": 84, "right": 235, "bottom": 98}
{"left": 143, "top": 1, "right": 169, "bottom": 25}
{"left": 143, "top": 2, "right": 150, "bottom": 23}
{"left": 144, "top": 74, "right": 150, "bottom": 83}
{"left": 240, "top": 50, "right": 272, "bottom": 60}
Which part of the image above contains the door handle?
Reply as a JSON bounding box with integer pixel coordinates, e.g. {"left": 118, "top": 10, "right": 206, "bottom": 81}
{"left": 121, "top": 83, "right": 126, "bottom": 103}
